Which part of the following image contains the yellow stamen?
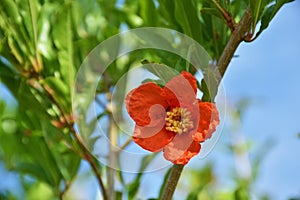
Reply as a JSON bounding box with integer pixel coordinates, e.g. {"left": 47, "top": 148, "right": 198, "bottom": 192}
{"left": 165, "top": 107, "right": 194, "bottom": 134}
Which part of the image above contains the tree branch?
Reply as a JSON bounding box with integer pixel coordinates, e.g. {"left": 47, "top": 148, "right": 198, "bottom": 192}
{"left": 161, "top": 164, "right": 184, "bottom": 200}
{"left": 216, "top": 7, "right": 252, "bottom": 81}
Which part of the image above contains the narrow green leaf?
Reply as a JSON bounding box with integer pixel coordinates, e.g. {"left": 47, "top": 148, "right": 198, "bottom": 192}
{"left": 52, "top": 5, "right": 75, "bottom": 91}
{"left": 199, "top": 78, "right": 210, "bottom": 102}
{"left": 142, "top": 61, "right": 179, "bottom": 85}
{"left": 250, "top": 0, "right": 263, "bottom": 30}
{"left": 14, "top": 135, "right": 63, "bottom": 188}
{"left": 42, "top": 122, "right": 81, "bottom": 181}
{"left": 41, "top": 76, "right": 70, "bottom": 113}
{"left": 0, "top": 0, "right": 21, "bottom": 24}
{"left": 0, "top": 101, "right": 5, "bottom": 117}
{"left": 28, "top": 0, "right": 39, "bottom": 48}
{"left": 140, "top": 0, "right": 158, "bottom": 26}
{"left": 174, "top": 0, "right": 203, "bottom": 43}
{"left": 115, "top": 191, "right": 123, "bottom": 200}
{"left": 201, "top": 8, "right": 224, "bottom": 20}
{"left": 141, "top": 78, "right": 165, "bottom": 87}
{"left": 0, "top": 0, "right": 34, "bottom": 57}
{"left": 156, "top": 0, "right": 182, "bottom": 31}
{"left": 16, "top": 0, "right": 39, "bottom": 47}
{"left": 7, "top": 36, "right": 24, "bottom": 65}
{"left": 230, "top": 0, "right": 249, "bottom": 18}
{"left": 253, "top": 0, "right": 294, "bottom": 39}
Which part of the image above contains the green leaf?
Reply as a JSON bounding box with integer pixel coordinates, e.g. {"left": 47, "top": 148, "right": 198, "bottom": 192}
{"left": 42, "top": 122, "right": 81, "bottom": 181}
{"left": 157, "top": 0, "right": 180, "bottom": 29}
{"left": 0, "top": 0, "right": 34, "bottom": 58}
{"left": 141, "top": 78, "right": 165, "bottom": 87}
{"left": 37, "top": 2, "right": 57, "bottom": 60}
{"left": 200, "top": 8, "right": 224, "bottom": 20}
{"left": 174, "top": 0, "right": 203, "bottom": 43}
{"left": 250, "top": 0, "right": 263, "bottom": 30}
{"left": 7, "top": 36, "right": 24, "bottom": 65}
{"left": 26, "top": 182, "right": 56, "bottom": 200}
{"left": 200, "top": 64, "right": 221, "bottom": 103}
{"left": 17, "top": 81, "right": 50, "bottom": 119}
{"left": 16, "top": 0, "right": 39, "bottom": 48}
{"left": 0, "top": 100, "right": 6, "bottom": 117}
{"left": 142, "top": 61, "right": 179, "bottom": 85}
{"left": 115, "top": 191, "right": 123, "bottom": 200}
{"left": 0, "top": 0, "right": 21, "bottom": 24}
{"left": 199, "top": 78, "right": 211, "bottom": 102}
{"left": 52, "top": 4, "right": 75, "bottom": 91}
{"left": 253, "top": 0, "right": 294, "bottom": 39}
{"left": 140, "top": 0, "right": 158, "bottom": 26}
{"left": 234, "top": 186, "right": 249, "bottom": 200}
{"left": 11, "top": 134, "right": 63, "bottom": 188}
{"left": 41, "top": 76, "right": 70, "bottom": 113}
{"left": 230, "top": 0, "right": 249, "bottom": 19}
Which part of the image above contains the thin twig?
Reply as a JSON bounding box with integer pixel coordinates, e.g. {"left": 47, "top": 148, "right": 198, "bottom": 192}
{"left": 106, "top": 92, "right": 118, "bottom": 200}
{"left": 59, "top": 181, "right": 71, "bottom": 200}
{"left": 117, "top": 138, "right": 132, "bottom": 153}
{"left": 211, "top": 0, "right": 236, "bottom": 31}
{"left": 216, "top": 6, "right": 252, "bottom": 80}
{"left": 161, "top": 165, "right": 184, "bottom": 200}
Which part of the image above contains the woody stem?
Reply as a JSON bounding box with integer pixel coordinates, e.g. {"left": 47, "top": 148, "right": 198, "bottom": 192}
{"left": 161, "top": 164, "right": 184, "bottom": 200}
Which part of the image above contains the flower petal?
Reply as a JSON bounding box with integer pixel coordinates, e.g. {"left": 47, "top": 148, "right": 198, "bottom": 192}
{"left": 133, "top": 124, "right": 175, "bottom": 152}
{"left": 125, "top": 82, "right": 168, "bottom": 126}
{"left": 162, "top": 71, "right": 197, "bottom": 107}
{"left": 193, "top": 101, "right": 220, "bottom": 142}
{"left": 163, "top": 132, "right": 201, "bottom": 165}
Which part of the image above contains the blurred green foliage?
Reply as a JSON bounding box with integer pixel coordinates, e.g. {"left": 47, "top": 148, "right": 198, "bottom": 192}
{"left": 0, "top": 0, "right": 293, "bottom": 199}
{"left": 182, "top": 99, "right": 273, "bottom": 200}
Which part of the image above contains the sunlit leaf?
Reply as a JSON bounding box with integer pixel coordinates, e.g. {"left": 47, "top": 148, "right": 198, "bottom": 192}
{"left": 41, "top": 77, "right": 70, "bottom": 113}
{"left": 140, "top": 0, "right": 158, "bottom": 26}
{"left": 142, "top": 61, "right": 179, "bottom": 85}
{"left": 253, "top": 0, "right": 294, "bottom": 39}
{"left": 174, "top": 0, "right": 203, "bottom": 43}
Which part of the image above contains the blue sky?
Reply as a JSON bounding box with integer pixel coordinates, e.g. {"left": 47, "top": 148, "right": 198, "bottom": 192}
{"left": 1, "top": 1, "right": 300, "bottom": 199}
{"left": 219, "top": 1, "right": 300, "bottom": 199}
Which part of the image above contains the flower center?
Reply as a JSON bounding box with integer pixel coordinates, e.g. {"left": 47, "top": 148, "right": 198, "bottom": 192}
{"left": 165, "top": 107, "right": 194, "bottom": 134}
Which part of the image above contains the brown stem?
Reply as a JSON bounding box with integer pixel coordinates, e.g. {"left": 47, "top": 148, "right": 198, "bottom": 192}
{"left": 216, "top": 7, "right": 252, "bottom": 80}
{"left": 211, "top": 0, "right": 236, "bottom": 32}
{"left": 161, "top": 165, "right": 184, "bottom": 200}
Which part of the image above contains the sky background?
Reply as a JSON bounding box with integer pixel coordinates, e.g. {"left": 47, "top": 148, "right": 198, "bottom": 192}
{"left": 218, "top": 1, "right": 300, "bottom": 199}
{"left": 1, "top": 1, "right": 300, "bottom": 199}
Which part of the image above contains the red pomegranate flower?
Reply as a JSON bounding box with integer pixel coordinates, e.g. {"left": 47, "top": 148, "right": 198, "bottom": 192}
{"left": 125, "top": 71, "right": 220, "bottom": 165}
